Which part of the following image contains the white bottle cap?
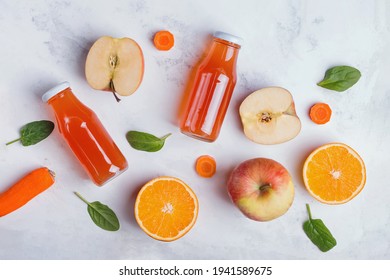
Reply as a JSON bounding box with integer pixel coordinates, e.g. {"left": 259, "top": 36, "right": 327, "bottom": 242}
{"left": 42, "top": 81, "right": 70, "bottom": 103}
{"left": 213, "top": 31, "right": 243, "bottom": 46}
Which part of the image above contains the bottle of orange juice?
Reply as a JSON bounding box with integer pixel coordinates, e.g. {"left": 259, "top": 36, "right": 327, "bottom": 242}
{"left": 42, "top": 82, "right": 128, "bottom": 186}
{"left": 180, "top": 31, "right": 242, "bottom": 142}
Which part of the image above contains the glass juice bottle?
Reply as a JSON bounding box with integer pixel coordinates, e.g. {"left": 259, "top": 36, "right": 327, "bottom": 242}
{"left": 42, "top": 82, "right": 128, "bottom": 186}
{"left": 180, "top": 31, "right": 242, "bottom": 142}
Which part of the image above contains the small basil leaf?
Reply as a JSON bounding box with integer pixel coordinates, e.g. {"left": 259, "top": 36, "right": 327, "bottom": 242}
{"left": 303, "top": 204, "right": 337, "bottom": 252}
{"left": 126, "top": 131, "right": 171, "bottom": 152}
{"left": 87, "top": 201, "right": 120, "bottom": 231}
{"left": 21, "top": 120, "right": 55, "bottom": 146}
{"left": 317, "top": 65, "right": 361, "bottom": 92}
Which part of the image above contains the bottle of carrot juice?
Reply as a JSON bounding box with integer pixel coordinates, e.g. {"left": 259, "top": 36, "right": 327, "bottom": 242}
{"left": 180, "top": 31, "right": 242, "bottom": 142}
{"left": 42, "top": 82, "right": 128, "bottom": 186}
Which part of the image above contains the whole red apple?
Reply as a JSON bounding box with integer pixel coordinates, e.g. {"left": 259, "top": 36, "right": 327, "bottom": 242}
{"left": 227, "top": 158, "right": 294, "bottom": 221}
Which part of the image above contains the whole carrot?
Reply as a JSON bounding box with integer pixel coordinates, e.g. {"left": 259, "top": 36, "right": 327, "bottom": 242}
{"left": 0, "top": 167, "right": 55, "bottom": 217}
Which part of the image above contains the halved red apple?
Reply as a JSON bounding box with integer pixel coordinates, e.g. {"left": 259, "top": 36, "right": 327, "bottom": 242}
{"left": 239, "top": 87, "right": 301, "bottom": 144}
{"left": 85, "top": 36, "right": 144, "bottom": 101}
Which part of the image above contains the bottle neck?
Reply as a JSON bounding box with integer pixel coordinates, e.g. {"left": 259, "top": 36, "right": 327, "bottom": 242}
{"left": 47, "top": 88, "right": 80, "bottom": 113}
{"left": 206, "top": 38, "right": 240, "bottom": 69}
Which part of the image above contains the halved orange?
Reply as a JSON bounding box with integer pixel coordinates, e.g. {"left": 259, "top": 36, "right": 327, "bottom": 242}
{"left": 134, "top": 176, "right": 199, "bottom": 242}
{"left": 303, "top": 143, "right": 366, "bottom": 204}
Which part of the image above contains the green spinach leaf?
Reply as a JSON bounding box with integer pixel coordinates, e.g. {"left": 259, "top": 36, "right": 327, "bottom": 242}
{"left": 75, "top": 192, "right": 120, "bottom": 231}
{"left": 317, "top": 65, "right": 361, "bottom": 92}
{"left": 303, "top": 204, "right": 337, "bottom": 252}
{"left": 126, "top": 131, "right": 171, "bottom": 152}
{"left": 6, "top": 120, "right": 55, "bottom": 146}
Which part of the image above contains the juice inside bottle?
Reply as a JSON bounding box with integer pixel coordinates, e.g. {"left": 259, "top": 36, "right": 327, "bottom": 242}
{"left": 42, "top": 82, "right": 128, "bottom": 186}
{"left": 180, "top": 32, "right": 242, "bottom": 142}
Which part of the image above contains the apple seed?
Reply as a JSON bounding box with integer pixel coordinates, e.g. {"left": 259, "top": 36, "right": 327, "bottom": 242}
{"left": 259, "top": 112, "right": 272, "bottom": 122}
{"left": 109, "top": 54, "right": 118, "bottom": 69}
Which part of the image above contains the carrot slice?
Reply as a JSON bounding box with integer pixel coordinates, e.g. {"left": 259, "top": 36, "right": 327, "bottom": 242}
{"left": 195, "top": 155, "right": 216, "bottom": 178}
{"left": 154, "top": 31, "right": 174, "bottom": 51}
{"left": 309, "top": 103, "right": 332, "bottom": 124}
{"left": 0, "top": 167, "right": 55, "bottom": 217}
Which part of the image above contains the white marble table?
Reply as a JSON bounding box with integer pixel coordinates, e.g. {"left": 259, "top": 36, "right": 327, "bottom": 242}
{"left": 0, "top": 0, "right": 389, "bottom": 259}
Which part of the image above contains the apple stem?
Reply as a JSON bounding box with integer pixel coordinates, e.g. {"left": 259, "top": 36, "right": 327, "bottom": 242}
{"left": 259, "top": 184, "right": 272, "bottom": 192}
{"left": 112, "top": 91, "right": 121, "bottom": 102}
{"left": 109, "top": 80, "right": 121, "bottom": 103}
{"left": 306, "top": 203, "right": 312, "bottom": 220}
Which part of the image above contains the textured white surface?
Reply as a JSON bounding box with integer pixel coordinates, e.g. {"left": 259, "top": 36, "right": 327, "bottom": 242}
{"left": 0, "top": 0, "right": 389, "bottom": 259}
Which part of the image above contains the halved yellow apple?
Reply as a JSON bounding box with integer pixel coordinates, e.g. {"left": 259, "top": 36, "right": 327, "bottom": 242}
{"left": 239, "top": 87, "right": 301, "bottom": 144}
{"left": 85, "top": 36, "right": 144, "bottom": 101}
